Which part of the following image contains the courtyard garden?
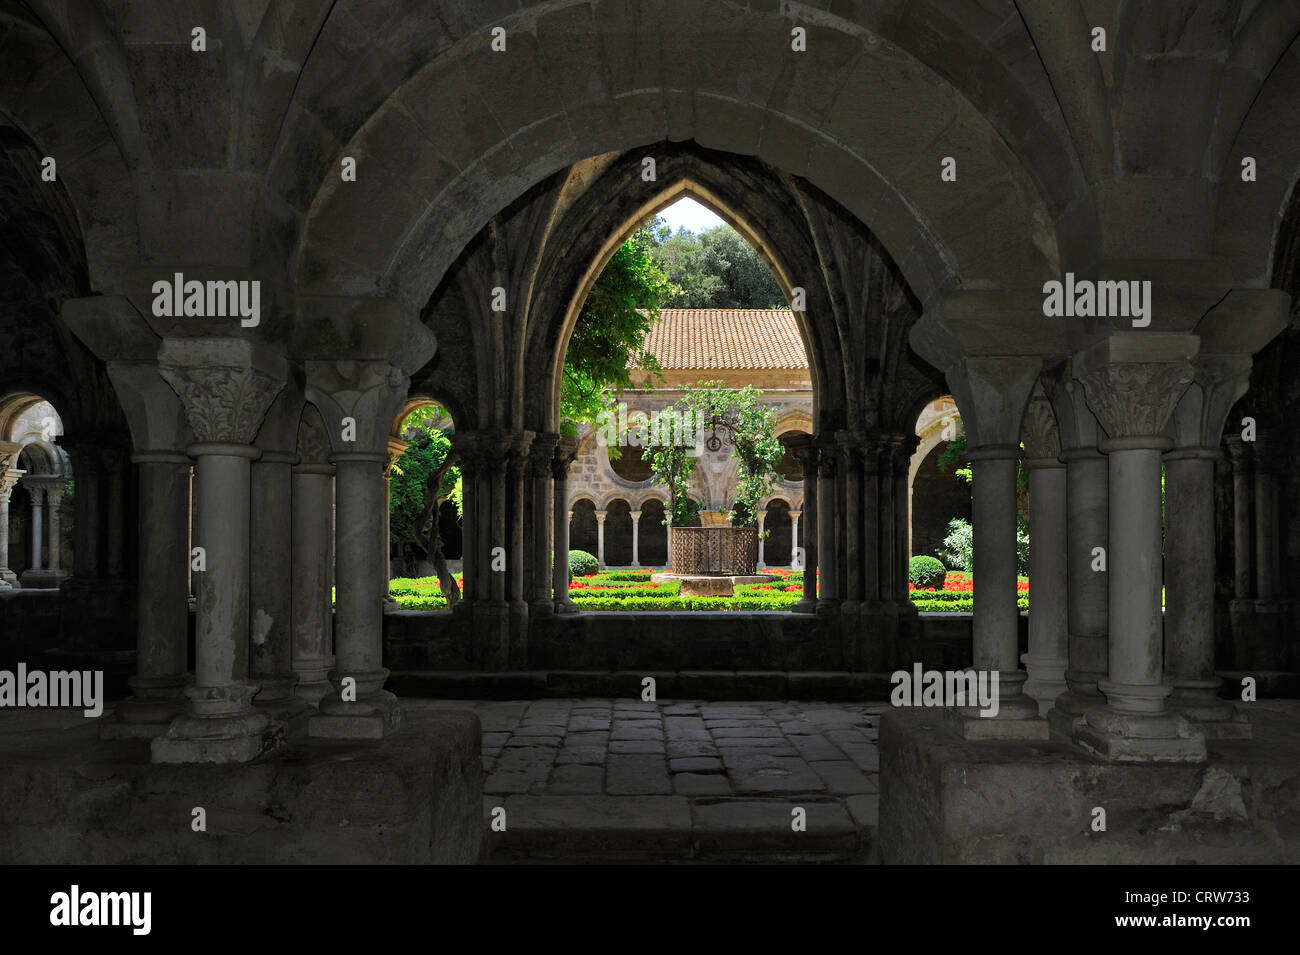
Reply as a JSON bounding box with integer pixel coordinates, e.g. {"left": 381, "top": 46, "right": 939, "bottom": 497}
{"left": 386, "top": 554, "right": 1030, "bottom": 613}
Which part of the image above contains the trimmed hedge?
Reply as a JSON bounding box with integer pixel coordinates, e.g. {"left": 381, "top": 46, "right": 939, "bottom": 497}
{"left": 571, "top": 582, "right": 682, "bottom": 598}
{"left": 909, "top": 555, "right": 947, "bottom": 588}
{"left": 569, "top": 550, "right": 599, "bottom": 577}
{"left": 912, "top": 596, "right": 1030, "bottom": 613}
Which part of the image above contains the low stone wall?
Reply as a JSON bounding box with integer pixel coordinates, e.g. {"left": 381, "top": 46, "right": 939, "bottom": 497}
{"left": 879, "top": 703, "right": 1300, "bottom": 864}
{"left": 0, "top": 708, "right": 483, "bottom": 864}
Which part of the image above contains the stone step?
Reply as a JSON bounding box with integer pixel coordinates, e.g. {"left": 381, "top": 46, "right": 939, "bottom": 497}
{"left": 390, "top": 669, "right": 897, "bottom": 701}
{"left": 481, "top": 795, "right": 876, "bottom": 863}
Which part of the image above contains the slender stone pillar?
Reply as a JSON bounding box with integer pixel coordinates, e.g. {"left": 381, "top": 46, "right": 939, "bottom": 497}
{"left": 1020, "top": 390, "right": 1068, "bottom": 713}
{"left": 311, "top": 451, "right": 399, "bottom": 736}
{"left": 71, "top": 453, "right": 102, "bottom": 579}
{"left": 46, "top": 483, "right": 64, "bottom": 575}
{"left": 1163, "top": 356, "right": 1254, "bottom": 736}
{"left": 893, "top": 436, "right": 917, "bottom": 602}
{"left": 838, "top": 432, "right": 862, "bottom": 613}
{"left": 1225, "top": 436, "right": 1254, "bottom": 598}
{"left": 630, "top": 510, "right": 642, "bottom": 566}
{"left": 788, "top": 435, "right": 818, "bottom": 612}
{"left": 292, "top": 410, "right": 335, "bottom": 702}
{"left": 595, "top": 509, "right": 607, "bottom": 568}
{"left": 1074, "top": 344, "right": 1205, "bottom": 762}
{"left": 962, "top": 444, "right": 1041, "bottom": 732}
{"left": 529, "top": 434, "right": 558, "bottom": 614}
{"left": 28, "top": 486, "right": 45, "bottom": 571}
{"left": 755, "top": 509, "right": 767, "bottom": 570}
{"left": 789, "top": 510, "right": 801, "bottom": 567}
{"left": 381, "top": 437, "right": 407, "bottom": 612}
{"left": 109, "top": 451, "right": 191, "bottom": 732}
{"left": 0, "top": 450, "right": 23, "bottom": 588}
{"left": 1253, "top": 447, "right": 1280, "bottom": 601}
{"left": 552, "top": 436, "right": 579, "bottom": 613}
{"left": 249, "top": 450, "right": 299, "bottom": 703}
{"left": 509, "top": 431, "right": 531, "bottom": 613}
{"left": 1042, "top": 371, "right": 1110, "bottom": 737}
{"left": 153, "top": 340, "right": 286, "bottom": 764}
{"left": 815, "top": 435, "right": 840, "bottom": 610}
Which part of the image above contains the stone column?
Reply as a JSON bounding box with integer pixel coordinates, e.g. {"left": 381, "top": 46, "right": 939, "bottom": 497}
{"left": 815, "top": 435, "right": 840, "bottom": 610}
{"left": 595, "top": 509, "right": 607, "bottom": 568}
{"left": 1074, "top": 339, "right": 1205, "bottom": 763}
{"left": 1225, "top": 436, "right": 1254, "bottom": 598}
{"left": 153, "top": 340, "right": 286, "bottom": 764}
{"left": 529, "top": 433, "right": 558, "bottom": 614}
{"left": 1020, "top": 390, "right": 1068, "bottom": 713}
{"left": 755, "top": 509, "right": 767, "bottom": 570}
{"left": 110, "top": 451, "right": 192, "bottom": 732}
{"left": 964, "top": 443, "right": 1040, "bottom": 731}
{"left": 789, "top": 510, "right": 801, "bottom": 567}
{"left": 893, "top": 435, "right": 918, "bottom": 602}
{"left": 788, "top": 435, "right": 818, "bottom": 612}
{"left": 552, "top": 436, "right": 579, "bottom": 613}
{"left": 69, "top": 449, "right": 102, "bottom": 580}
{"left": 838, "top": 432, "right": 863, "bottom": 613}
{"left": 453, "top": 436, "right": 478, "bottom": 606}
{"left": 305, "top": 351, "right": 423, "bottom": 739}
{"left": 1253, "top": 442, "right": 1280, "bottom": 601}
{"left": 1164, "top": 356, "right": 1253, "bottom": 737}
{"left": 939, "top": 355, "right": 1044, "bottom": 737}
{"left": 249, "top": 449, "right": 299, "bottom": 703}
{"left": 381, "top": 436, "right": 408, "bottom": 612}
{"left": 665, "top": 514, "right": 673, "bottom": 572}
{"left": 46, "top": 483, "right": 64, "bottom": 575}
{"left": 28, "top": 485, "right": 45, "bottom": 571}
{"left": 630, "top": 510, "right": 642, "bottom": 567}
{"left": 291, "top": 408, "right": 336, "bottom": 702}
{"left": 0, "top": 448, "right": 24, "bottom": 588}
{"left": 1042, "top": 371, "right": 1110, "bottom": 736}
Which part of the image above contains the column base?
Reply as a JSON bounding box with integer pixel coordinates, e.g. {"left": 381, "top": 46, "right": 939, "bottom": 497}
{"left": 1020, "top": 651, "right": 1068, "bottom": 715}
{"left": 151, "top": 709, "right": 280, "bottom": 764}
{"left": 308, "top": 690, "right": 402, "bottom": 739}
{"left": 252, "top": 673, "right": 300, "bottom": 703}
{"left": 1074, "top": 707, "right": 1207, "bottom": 763}
{"left": 553, "top": 598, "right": 580, "bottom": 615}
{"left": 381, "top": 594, "right": 401, "bottom": 614}
{"left": 293, "top": 675, "right": 334, "bottom": 703}
{"left": 530, "top": 598, "right": 555, "bottom": 618}
{"left": 1046, "top": 688, "right": 1106, "bottom": 740}
{"left": 19, "top": 568, "right": 68, "bottom": 589}
{"left": 101, "top": 674, "right": 189, "bottom": 738}
{"left": 1170, "top": 681, "right": 1252, "bottom": 739}
{"left": 943, "top": 669, "right": 1048, "bottom": 739}
{"left": 0, "top": 568, "right": 18, "bottom": 588}
{"left": 790, "top": 597, "right": 817, "bottom": 614}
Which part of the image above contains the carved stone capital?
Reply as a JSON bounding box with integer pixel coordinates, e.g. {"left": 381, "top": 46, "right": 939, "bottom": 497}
{"left": 551, "top": 435, "right": 580, "bottom": 479}
{"left": 529, "top": 432, "right": 560, "bottom": 470}
{"left": 295, "top": 405, "right": 333, "bottom": 469}
{"left": 1020, "top": 388, "right": 1061, "bottom": 461}
{"left": 159, "top": 339, "right": 287, "bottom": 445}
{"left": 1076, "top": 362, "right": 1193, "bottom": 440}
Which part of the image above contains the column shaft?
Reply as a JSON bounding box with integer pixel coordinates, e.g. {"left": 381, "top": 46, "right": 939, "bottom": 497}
{"left": 292, "top": 466, "right": 335, "bottom": 701}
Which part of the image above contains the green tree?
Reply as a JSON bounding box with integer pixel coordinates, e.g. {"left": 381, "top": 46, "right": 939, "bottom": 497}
{"left": 389, "top": 406, "right": 462, "bottom": 604}
{"left": 561, "top": 222, "right": 674, "bottom": 427}
{"left": 653, "top": 224, "right": 784, "bottom": 308}
{"left": 647, "top": 381, "right": 783, "bottom": 528}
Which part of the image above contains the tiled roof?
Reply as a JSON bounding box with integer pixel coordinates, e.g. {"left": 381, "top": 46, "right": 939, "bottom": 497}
{"left": 636, "top": 309, "right": 809, "bottom": 370}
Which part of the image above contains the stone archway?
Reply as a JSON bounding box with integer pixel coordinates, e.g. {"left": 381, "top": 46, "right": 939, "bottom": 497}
{"left": 569, "top": 499, "right": 598, "bottom": 559}
{"left": 762, "top": 498, "right": 792, "bottom": 567}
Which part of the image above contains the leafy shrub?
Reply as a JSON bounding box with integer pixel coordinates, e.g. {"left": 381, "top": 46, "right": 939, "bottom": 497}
{"left": 569, "top": 549, "right": 599, "bottom": 577}
{"left": 937, "top": 518, "right": 974, "bottom": 572}
{"left": 909, "top": 555, "right": 946, "bottom": 588}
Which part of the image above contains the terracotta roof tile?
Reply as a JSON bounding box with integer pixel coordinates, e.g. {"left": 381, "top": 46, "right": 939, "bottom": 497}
{"left": 636, "top": 309, "right": 808, "bottom": 370}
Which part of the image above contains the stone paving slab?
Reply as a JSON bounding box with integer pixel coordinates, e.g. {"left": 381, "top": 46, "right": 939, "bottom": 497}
{"left": 444, "top": 698, "right": 880, "bottom": 861}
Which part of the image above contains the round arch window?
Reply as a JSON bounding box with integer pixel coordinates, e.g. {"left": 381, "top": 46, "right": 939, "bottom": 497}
{"left": 608, "top": 445, "right": 653, "bottom": 483}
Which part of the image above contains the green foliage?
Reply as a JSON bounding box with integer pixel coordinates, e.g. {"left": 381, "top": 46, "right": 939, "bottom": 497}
{"left": 909, "top": 555, "right": 947, "bottom": 588}
{"left": 912, "top": 596, "right": 1030, "bottom": 613}
{"left": 937, "top": 517, "right": 974, "bottom": 572}
{"left": 937, "top": 430, "right": 972, "bottom": 483}
{"left": 569, "top": 549, "right": 599, "bottom": 577}
{"left": 647, "top": 380, "right": 783, "bottom": 527}
{"left": 561, "top": 223, "right": 674, "bottom": 426}
{"left": 389, "top": 408, "right": 460, "bottom": 558}
{"left": 937, "top": 517, "right": 1030, "bottom": 576}
{"left": 649, "top": 223, "right": 785, "bottom": 308}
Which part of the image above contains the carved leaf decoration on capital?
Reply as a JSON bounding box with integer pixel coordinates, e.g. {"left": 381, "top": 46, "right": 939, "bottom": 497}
{"left": 296, "top": 410, "right": 332, "bottom": 466}
{"left": 161, "top": 364, "right": 284, "bottom": 445}
{"left": 1020, "top": 396, "right": 1061, "bottom": 460}
{"left": 1076, "top": 363, "right": 1193, "bottom": 439}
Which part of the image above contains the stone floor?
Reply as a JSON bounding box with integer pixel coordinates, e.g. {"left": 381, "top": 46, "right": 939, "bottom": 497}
{"left": 404, "top": 697, "right": 883, "bottom": 862}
